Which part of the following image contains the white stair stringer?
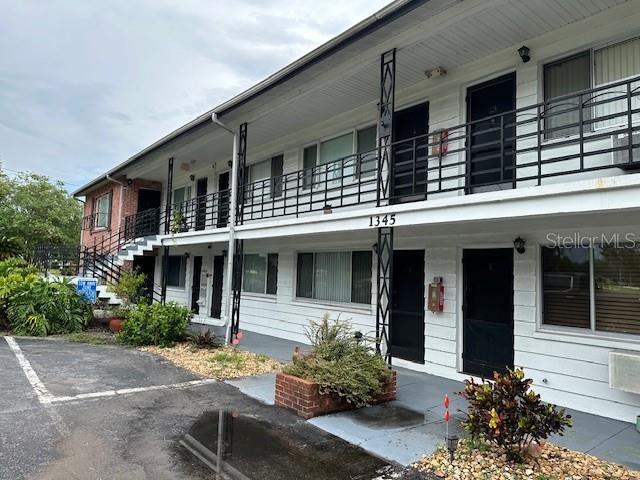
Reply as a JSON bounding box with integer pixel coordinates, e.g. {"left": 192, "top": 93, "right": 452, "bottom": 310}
{"left": 114, "top": 235, "right": 162, "bottom": 265}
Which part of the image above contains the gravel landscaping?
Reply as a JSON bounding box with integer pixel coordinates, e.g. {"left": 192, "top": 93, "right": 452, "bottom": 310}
{"left": 414, "top": 439, "right": 640, "bottom": 480}
{"left": 140, "top": 342, "right": 283, "bottom": 379}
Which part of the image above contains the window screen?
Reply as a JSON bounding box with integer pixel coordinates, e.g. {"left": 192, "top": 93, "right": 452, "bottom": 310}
{"left": 167, "top": 256, "right": 186, "bottom": 288}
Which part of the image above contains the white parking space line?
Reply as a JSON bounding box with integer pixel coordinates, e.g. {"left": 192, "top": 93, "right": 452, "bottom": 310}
{"left": 50, "top": 379, "right": 217, "bottom": 404}
{"left": 4, "top": 336, "right": 217, "bottom": 406}
{"left": 4, "top": 336, "right": 55, "bottom": 405}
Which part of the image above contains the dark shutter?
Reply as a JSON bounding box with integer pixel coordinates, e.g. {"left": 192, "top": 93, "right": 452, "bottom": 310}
{"left": 270, "top": 155, "right": 284, "bottom": 199}
{"left": 266, "top": 253, "right": 279, "bottom": 295}
{"left": 296, "top": 253, "right": 314, "bottom": 298}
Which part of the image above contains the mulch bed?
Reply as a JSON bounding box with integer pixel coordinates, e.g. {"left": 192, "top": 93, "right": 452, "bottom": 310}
{"left": 140, "top": 342, "right": 283, "bottom": 380}
{"left": 414, "top": 439, "right": 640, "bottom": 479}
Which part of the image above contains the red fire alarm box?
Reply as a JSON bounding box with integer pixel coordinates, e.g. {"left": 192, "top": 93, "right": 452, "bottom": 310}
{"left": 428, "top": 277, "right": 444, "bottom": 312}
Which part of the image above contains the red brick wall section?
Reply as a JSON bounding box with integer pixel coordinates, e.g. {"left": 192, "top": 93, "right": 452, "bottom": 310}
{"left": 275, "top": 370, "right": 397, "bottom": 419}
{"left": 80, "top": 178, "right": 162, "bottom": 250}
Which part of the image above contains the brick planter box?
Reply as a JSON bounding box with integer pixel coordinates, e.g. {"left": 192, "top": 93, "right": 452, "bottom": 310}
{"left": 275, "top": 370, "right": 397, "bottom": 419}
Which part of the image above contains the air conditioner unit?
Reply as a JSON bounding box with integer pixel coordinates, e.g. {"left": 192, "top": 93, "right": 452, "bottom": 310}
{"left": 612, "top": 131, "right": 640, "bottom": 170}
{"left": 609, "top": 350, "right": 640, "bottom": 394}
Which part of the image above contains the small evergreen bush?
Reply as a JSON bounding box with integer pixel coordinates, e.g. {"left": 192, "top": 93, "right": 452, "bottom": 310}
{"left": 111, "top": 270, "right": 148, "bottom": 306}
{"left": 460, "top": 368, "right": 572, "bottom": 462}
{"left": 119, "top": 302, "right": 191, "bottom": 347}
{"left": 283, "top": 314, "right": 391, "bottom": 407}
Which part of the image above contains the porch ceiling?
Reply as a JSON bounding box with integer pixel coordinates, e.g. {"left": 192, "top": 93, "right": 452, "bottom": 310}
{"left": 235, "top": 0, "right": 630, "bottom": 153}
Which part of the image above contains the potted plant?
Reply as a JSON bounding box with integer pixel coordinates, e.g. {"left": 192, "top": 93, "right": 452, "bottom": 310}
{"left": 276, "top": 314, "right": 396, "bottom": 419}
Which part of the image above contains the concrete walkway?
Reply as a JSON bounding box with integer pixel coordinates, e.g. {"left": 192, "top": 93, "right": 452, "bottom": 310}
{"left": 231, "top": 331, "right": 640, "bottom": 469}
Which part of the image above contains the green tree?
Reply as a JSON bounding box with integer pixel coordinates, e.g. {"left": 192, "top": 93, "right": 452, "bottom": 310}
{"left": 0, "top": 172, "right": 82, "bottom": 251}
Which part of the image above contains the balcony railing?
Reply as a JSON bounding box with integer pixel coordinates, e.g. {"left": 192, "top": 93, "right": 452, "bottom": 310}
{"left": 240, "top": 74, "right": 640, "bottom": 223}
{"left": 82, "top": 212, "right": 110, "bottom": 230}
{"left": 168, "top": 190, "right": 230, "bottom": 234}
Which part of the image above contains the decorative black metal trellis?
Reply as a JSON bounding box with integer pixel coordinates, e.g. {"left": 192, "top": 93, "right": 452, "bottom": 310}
{"left": 164, "top": 157, "right": 174, "bottom": 235}
{"left": 229, "top": 238, "right": 244, "bottom": 342}
{"left": 377, "top": 48, "right": 395, "bottom": 207}
{"left": 376, "top": 226, "right": 393, "bottom": 365}
{"left": 235, "top": 123, "right": 248, "bottom": 225}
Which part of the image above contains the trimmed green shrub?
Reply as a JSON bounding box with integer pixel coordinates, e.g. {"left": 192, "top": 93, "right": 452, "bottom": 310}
{"left": 460, "top": 368, "right": 572, "bottom": 462}
{"left": 6, "top": 277, "right": 91, "bottom": 336}
{"left": 119, "top": 302, "right": 191, "bottom": 347}
{"left": 283, "top": 314, "right": 391, "bottom": 407}
{"left": 111, "top": 270, "right": 148, "bottom": 306}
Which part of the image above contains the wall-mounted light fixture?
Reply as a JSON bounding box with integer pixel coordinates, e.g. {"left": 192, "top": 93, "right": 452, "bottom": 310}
{"left": 425, "top": 66, "right": 447, "bottom": 79}
{"left": 372, "top": 243, "right": 378, "bottom": 254}
{"left": 518, "top": 45, "right": 531, "bottom": 63}
{"left": 514, "top": 236, "right": 526, "bottom": 254}
{"left": 189, "top": 174, "right": 195, "bottom": 181}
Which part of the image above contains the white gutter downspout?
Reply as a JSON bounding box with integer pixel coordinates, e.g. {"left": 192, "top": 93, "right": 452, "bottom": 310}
{"left": 211, "top": 113, "right": 239, "bottom": 344}
{"left": 106, "top": 174, "right": 125, "bottom": 231}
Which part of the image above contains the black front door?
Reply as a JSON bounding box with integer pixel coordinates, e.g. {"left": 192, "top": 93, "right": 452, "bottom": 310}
{"left": 391, "top": 103, "right": 429, "bottom": 203}
{"left": 210, "top": 255, "right": 225, "bottom": 319}
{"left": 195, "top": 178, "right": 208, "bottom": 231}
{"left": 132, "top": 255, "right": 156, "bottom": 302}
{"left": 391, "top": 250, "right": 425, "bottom": 363}
{"left": 463, "top": 249, "right": 514, "bottom": 377}
{"left": 191, "top": 256, "right": 203, "bottom": 314}
{"left": 217, "top": 172, "right": 230, "bottom": 228}
{"left": 133, "top": 189, "right": 161, "bottom": 237}
{"left": 466, "top": 73, "right": 516, "bottom": 192}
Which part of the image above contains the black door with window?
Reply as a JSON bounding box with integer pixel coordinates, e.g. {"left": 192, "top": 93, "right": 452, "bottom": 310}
{"left": 210, "top": 255, "right": 225, "bottom": 319}
{"left": 391, "top": 104, "right": 429, "bottom": 203}
{"left": 466, "top": 73, "right": 516, "bottom": 192}
{"left": 391, "top": 250, "right": 425, "bottom": 363}
{"left": 191, "top": 256, "right": 203, "bottom": 314}
{"left": 132, "top": 189, "right": 161, "bottom": 238}
{"left": 463, "top": 249, "right": 514, "bottom": 377}
{"left": 195, "top": 178, "right": 208, "bottom": 231}
{"left": 217, "top": 172, "right": 230, "bottom": 228}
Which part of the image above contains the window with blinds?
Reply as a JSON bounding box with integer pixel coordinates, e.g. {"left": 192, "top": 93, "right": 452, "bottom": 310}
{"left": 542, "top": 245, "right": 640, "bottom": 335}
{"left": 544, "top": 51, "right": 591, "bottom": 139}
{"left": 594, "top": 36, "right": 640, "bottom": 130}
{"left": 296, "top": 251, "right": 372, "bottom": 304}
{"left": 242, "top": 253, "right": 278, "bottom": 295}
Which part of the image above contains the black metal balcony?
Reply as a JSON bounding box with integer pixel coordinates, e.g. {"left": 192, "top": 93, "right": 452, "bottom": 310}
{"left": 240, "top": 74, "right": 640, "bottom": 223}
{"left": 168, "top": 190, "right": 230, "bottom": 234}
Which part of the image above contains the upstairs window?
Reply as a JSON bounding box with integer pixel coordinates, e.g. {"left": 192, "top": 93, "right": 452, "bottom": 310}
{"left": 94, "top": 192, "right": 111, "bottom": 229}
{"left": 249, "top": 155, "right": 284, "bottom": 199}
{"left": 243, "top": 253, "right": 278, "bottom": 295}
{"left": 544, "top": 37, "right": 640, "bottom": 138}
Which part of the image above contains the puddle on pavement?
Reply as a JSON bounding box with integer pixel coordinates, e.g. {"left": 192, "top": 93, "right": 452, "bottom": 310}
{"left": 350, "top": 404, "right": 426, "bottom": 429}
{"left": 181, "top": 410, "right": 390, "bottom": 480}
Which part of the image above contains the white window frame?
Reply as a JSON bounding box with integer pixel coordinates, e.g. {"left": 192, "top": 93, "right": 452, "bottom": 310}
{"left": 166, "top": 255, "right": 187, "bottom": 289}
{"left": 242, "top": 253, "right": 278, "bottom": 296}
{"left": 93, "top": 192, "right": 111, "bottom": 230}
{"left": 538, "top": 244, "right": 640, "bottom": 341}
{"left": 541, "top": 34, "right": 640, "bottom": 142}
{"left": 294, "top": 250, "right": 372, "bottom": 306}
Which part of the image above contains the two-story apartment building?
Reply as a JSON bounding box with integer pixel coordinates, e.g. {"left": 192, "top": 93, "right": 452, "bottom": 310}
{"left": 71, "top": 0, "right": 640, "bottom": 423}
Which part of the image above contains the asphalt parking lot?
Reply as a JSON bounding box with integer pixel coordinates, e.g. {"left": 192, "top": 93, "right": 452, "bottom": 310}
{"left": 0, "top": 336, "right": 395, "bottom": 480}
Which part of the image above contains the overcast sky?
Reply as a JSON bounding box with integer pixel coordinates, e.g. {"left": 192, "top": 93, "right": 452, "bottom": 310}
{"left": 0, "top": 0, "right": 390, "bottom": 190}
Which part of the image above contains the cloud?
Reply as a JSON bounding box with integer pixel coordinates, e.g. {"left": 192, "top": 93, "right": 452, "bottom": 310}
{"left": 0, "top": 0, "right": 390, "bottom": 189}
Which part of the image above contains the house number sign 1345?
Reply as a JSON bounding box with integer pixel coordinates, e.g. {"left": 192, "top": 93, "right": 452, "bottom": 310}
{"left": 369, "top": 214, "right": 396, "bottom": 227}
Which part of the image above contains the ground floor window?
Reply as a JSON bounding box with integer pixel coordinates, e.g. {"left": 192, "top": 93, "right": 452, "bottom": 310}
{"left": 166, "top": 255, "right": 186, "bottom": 288}
{"left": 243, "top": 253, "right": 278, "bottom": 295}
{"left": 542, "top": 245, "right": 640, "bottom": 335}
{"left": 296, "top": 251, "right": 372, "bottom": 304}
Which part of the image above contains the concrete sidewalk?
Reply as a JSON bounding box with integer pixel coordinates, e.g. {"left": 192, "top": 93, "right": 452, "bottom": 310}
{"left": 230, "top": 331, "right": 640, "bottom": 469}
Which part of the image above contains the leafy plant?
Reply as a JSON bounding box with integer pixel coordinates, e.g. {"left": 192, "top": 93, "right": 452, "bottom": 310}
{"left": 6, "top": 277, "right": 91, "bottom": 336}
{"left": 460, "top": 368, "right": 572, "bottom": 462}
{"left": 0, "top": 236, "right": 23, "bottom": 259}
{"left": 111, "top": 270, "right": 147, "bottom": 306}
{"left": 189, "top": 330, "right": 223, "bottom": 349}
{"left": 283, "top": 314, "right": 391, "bottom": 407}
{"left": 119, "top": 302, "right": 191, "bottom": 347}
{"left": 170, "top": 211, "right": 187, "bottom": 234}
